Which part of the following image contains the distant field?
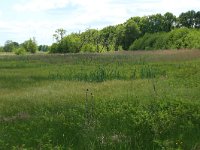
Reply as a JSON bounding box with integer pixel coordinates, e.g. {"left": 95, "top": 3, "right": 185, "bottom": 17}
{"left": 0, "top": 50, "right": 200, "bottom": 149}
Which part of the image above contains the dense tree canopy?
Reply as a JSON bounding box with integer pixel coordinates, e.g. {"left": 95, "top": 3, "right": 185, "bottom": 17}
{"left": 122, "top": 19, "right": 140, "bottom": 50}
{"left": 49, "top": 10, "right": 200, "bottom": 53}
{"left": 129, "top": 28, "right": 200, "bottom": 50}
{"left": 99, "top": 26, "right": 116, "bottom": 51}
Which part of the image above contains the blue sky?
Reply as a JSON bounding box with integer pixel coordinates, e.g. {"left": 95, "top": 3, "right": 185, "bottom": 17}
{"left": 0, "top": 0, "right": 200, "bottom": 46}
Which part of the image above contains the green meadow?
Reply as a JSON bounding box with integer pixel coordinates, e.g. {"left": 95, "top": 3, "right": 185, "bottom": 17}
{"left": 0, "top": 50, "right": 200, "bottom": 149}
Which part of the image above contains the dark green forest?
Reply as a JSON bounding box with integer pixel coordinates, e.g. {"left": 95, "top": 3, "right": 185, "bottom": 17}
{"left": 0, "top": 10, "right": 200, "bottom": 54}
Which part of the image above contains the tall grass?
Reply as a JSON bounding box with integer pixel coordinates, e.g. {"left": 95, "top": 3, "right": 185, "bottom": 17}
{"left": 0, "top": 50, "right": 200, "bottom": 149}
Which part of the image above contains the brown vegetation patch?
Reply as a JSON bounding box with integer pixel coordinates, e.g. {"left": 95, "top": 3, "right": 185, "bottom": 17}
{"left": 0, "top": 112, "right": 30, "bottom": 123}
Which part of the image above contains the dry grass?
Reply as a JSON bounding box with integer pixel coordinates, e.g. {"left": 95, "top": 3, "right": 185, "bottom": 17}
{"left": 112, "top": 49, "right": 200, "bottom": 56}
{"left": 0, "top": 52, "right": 15, "bottom": 56}
{"left": 0, "top": 112, "right": 30, "bottom": 123}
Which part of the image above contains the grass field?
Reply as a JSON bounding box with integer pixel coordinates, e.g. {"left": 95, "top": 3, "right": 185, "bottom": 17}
{"left": 0, "top": 50, "right": 200, "bottom": 149}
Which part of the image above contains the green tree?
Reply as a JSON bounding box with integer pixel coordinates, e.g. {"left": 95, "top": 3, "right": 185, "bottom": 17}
{"left": 49, "top": 43, "right": 59, "bottom": 53}
{"left": 38, "top": 45, "right": 49, "bottom": 52}
{"left": 3, "top": 40, "right": 19, "bottom": 52}
{"left": 148, "top": 14, "right": 165, "bottom": 33}
{"left": 22, "top": 38, "right": 38, "bottom": 53}
{"left": 50, "top": 11, "right": 200, "bottom": 53}
{"left": 123, "top": 19, "right": 141, "bottom": 50}
{"left": 51, "top": 33, "right": 85, "bottom": 53}
{"left": 99, "top": 26, "right": 116, "bottom": 51}
{"left": 62, "top": 33, "right": 82, "bottom": 53}
{"left": 53, "top": 28, "right": 66, "bottom": 42}
{"left": 178, "top": 10, "right": 196, "bottom": 28}
{"left": 138, "top": 16, "right": 149, "bottom": 35}
{"left": 14, "top": 47, "right": 26, "bottom": 55}
{"left": 138, "top": 14, "right": 164, "bottom": 35}
{"left": 195, "top": 11, "right": 200, "bottom": 28}
{"left": 80, "top": 29, "right": 101, "bottom": 52}
{"left": 114, "top": 24, "right": 125, "bottom": 50}
{"left": 138, "top": 13, "right": 176, "bottom": 34}
{"left": 163, "top": 12, "right": 176, "bottom": 32}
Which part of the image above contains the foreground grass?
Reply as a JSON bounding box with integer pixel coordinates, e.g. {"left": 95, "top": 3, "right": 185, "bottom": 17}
{"left": 0, "top": 50, "right": 200, "bottom": 149}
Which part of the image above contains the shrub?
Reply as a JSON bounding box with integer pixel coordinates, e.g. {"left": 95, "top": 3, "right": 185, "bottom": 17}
{"left": 167, "top": 28, "right": 190, "bottom": 49}
{"left": 185, "top": 30, "right": 200, "bottom": 49}
{"left": 14, "top": 47, "right": 26, "bottom": 55}
{"left": 129, "top": 28, "right": 200, "bottom": 50}
{"left": 49, "top": 43, "right": 59, "bottom": 53}
{"left": 81, "top": 44, "right": 96, "bottom": 53}
{"left": 22, "top": 38, "right": 38, "bottom": 53}
{"left": 0, "top": 47, "right": 3, "bottom": 52}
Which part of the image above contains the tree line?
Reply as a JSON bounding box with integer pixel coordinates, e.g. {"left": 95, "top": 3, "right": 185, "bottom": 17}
{"left": 49, "top": 10, "right": 200, "bottom": 52}
{"left": 0, "top": 38, "right": 48, "bottom": 55}
{"left": 0, "top": 10, "right": 200, "bottom": 54}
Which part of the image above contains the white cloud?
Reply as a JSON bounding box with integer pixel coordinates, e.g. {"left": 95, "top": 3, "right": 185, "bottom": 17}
{"left": 13, "top": 0, "right": 129, "bottom": 23}
{"left": 69, "top": 0, "right": 128, "bottom": 25}
{"left": 2, "top": 0, "right": 199, "bottom": 45}
{"left": 13, "top": 0, "right": 200, "bottom": 25}
{"left": 13, "top": 0, "right": 70, "bottom": 12}
{"left": 0, "top": 20, "right": 50, "bottom": 44}
{"left": 167, "top": 0, "right": 199, "bottom": 14}
{"left": 126, "top": 0, "right": 200, "bottom": 16}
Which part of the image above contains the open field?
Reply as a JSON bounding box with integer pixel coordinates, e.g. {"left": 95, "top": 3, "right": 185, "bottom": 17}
{"left": 0, "top": 50, "right": 200, "bottom": 149}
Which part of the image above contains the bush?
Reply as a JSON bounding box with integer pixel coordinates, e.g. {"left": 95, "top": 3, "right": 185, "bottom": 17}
{"left": 50, "top": 35, "right": 82, "bottom": 53}
{"left": 0, "top": 47, "right": 3, "bottom": 52}
{"left": 129, "top": 28, "right": 200, "bottom": 50}
{"left": 167, "top": 28, "right": 190, "bottom": 49}
{"left": 14, "top": 47, "right": 26, "bottom": 55}
{"left": 63, "top": 36, "right": 81, "bottom": 53}
{"left": 154, "top": 32, "right": 169, "bottom": 49}
{"left": 185, "top": 30, "right": 200, "bottom": 49}
{"left": 81, "top": 44, "right": 96, "bottom": 53}
{"left": 22, "top": 38, "right": 38, "bottom": 53}
{"left": 49, "top": 43, "right": 59, "bottom": 53}
{"left": 129, "top": 33, "right": 168, "bottom": 50}
{"left": 129, "top": 34, "right": 150, "bottom": 50}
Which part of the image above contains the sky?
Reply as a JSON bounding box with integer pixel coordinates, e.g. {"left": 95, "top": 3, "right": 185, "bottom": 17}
{"left": 0, "top": 0, "right": 200, "bottom": 46}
